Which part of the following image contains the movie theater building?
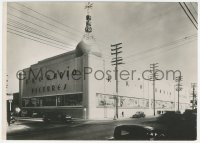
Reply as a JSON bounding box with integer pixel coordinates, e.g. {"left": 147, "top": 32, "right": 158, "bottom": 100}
{"left": 19, "top": 8, "right": 190, "bottom": 119}
{"left": 19, "top": 41, "right": 190, "bottom": 119}
{"left": 20, "top": 36, "right": 108, "bottom": 119}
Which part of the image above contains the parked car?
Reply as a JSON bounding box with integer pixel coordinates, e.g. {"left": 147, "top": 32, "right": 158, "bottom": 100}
{"left": 156, "top": 111, "right": 197, "bottom": 140}
{"left": 111, "top": 124, "right": 166, "bottom": 140}
{"left": 43, "top": 112, "right": 72, "bottom": 123}
{"left": 157, "top": 111, "right": 182, "bottom": 125}
{"left": 131, "top": 111, "right": 145, "bottom": 118}
{"left": 21, "top": 109, "right": 28, "bottom": 117}
{"left": 182, "top": 109, "right": 197, "bottom": 121}
{"left": 31, "top": 111, "right": 43, "bottom": 118}
{"left": 182, "top": 109, "right": 197, "bottom": 131}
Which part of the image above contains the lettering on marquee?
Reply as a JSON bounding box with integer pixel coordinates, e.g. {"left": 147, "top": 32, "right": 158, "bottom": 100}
{"left": 31, "top": 83, "right": 68, "bottom": 95}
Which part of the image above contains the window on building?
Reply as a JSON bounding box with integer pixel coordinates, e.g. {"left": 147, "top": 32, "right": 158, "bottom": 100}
{"left": 39, "top": 98, "right": 43, "bottom": 106}
{"left": 33, "top": 98, "right": 43, "bottom": 107}
{"left": 63, "top": 94, "right": 82, "bottom": 106}
{"left": 43, "top": 96, "right": 56, "bottom": 106}
{"left": 140, "top": 85, "right": 142, "bottom": 89}
{"left": 22, "top": 99, "right": 27, "bottom": 107}
{"left": 160, "top": 90, "right": 161, "bottom": 93}
{"left": 57, "top": 95, "right": 65, "bottom": 106}
{"left": 31, "top": 98, "right": 37, "bottom": 107}
{"left": 26, "top": 99, "right": 35, "bottom": 107}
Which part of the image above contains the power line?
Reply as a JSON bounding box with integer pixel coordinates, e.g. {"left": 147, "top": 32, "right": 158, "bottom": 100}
{"left": 7, "top": 24, "right": 73, "bottom": 49}
{"left": 13, "top": 2, "right": 181, "bottom": 53}
{"left": 8, "top": 18, "right": 66, "bottom": 43}
{"left": 103, "top": 36, "right": 196, "bottom": 66}
{"left": 191, "top": 83, "right": 197, "bottom": 110}
{"left": 14, "top": 3, "right": 84, "bottom": 34}
{"left": 8, "top": 5, "right": 81, "bottom": 38}
{"left": 7, "top": 3, "right": 197, "bottom": 62}
{"left": 8, "top": 30, "right": 68, "bottom": 51}
{"left": 183, "top": 2, "right": 197, "bottom": 24}
{"left": 102, "top": 34, "right": 196, "bottom": 59}
{"left": 100, "top": 5, "right": 181, "bottom": 51}
{"left": 9, "top": 3, "right": 117, "bottom": 53}
{"left": 175, "top": 76, "right": 183, "bottom": 111}
{"left": 124, "top": 34, "right": 196, "bottom": 60}
{"left": 127, "top": 37, "right": 197, "bottom": 64}
{"left": 119, "top": 38, "right": 196, "bottom": 71}
{"left": 8, "top": 19, "right": 75, "bottom": 48}
{"left": 7, "top": 11, "right": 112, "bottom": 56}
{"left": 7, "top": 12, "right": 79, "bottom": 43}
{"left": 124, "top": 34, "right": 197, "bottom": 62}
{"left": 147, "top": 38, "right": 196, "bottom": 61}
{"left": 8, "top": 27, "right": 72, "bottom": 50}
{"left": 14, "top": 3, "right": 113, "bottom": 51}
{"left": 8, "top": 19, "right": 54, "bottom": 41}
{"left": 179, "top": 2, "right": 197, "bottom": 30}
{"left": 126, "top": 38, "right": 196, "bottom": 65}
{"left": 149, "top": 63, "right": 159, "bottom": 116}
{"left": 190, "top": 2, "right": 197, "bottom": 15}
{"left": 110, "top": 43, "right": 125, "bottom": 120}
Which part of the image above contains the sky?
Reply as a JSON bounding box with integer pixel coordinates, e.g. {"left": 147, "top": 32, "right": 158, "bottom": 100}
{"left": 6, "top": 2, "right": 197, "bottom": 93}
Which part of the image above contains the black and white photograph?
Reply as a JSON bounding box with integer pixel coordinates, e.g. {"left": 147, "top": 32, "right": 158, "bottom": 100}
{"left": 2, "top": 0, "right": 198, "bottom": 140}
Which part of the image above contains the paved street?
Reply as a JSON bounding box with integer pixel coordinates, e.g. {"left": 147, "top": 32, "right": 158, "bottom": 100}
{"left": 7, "top": 117, "right": 160, "bottom": 140}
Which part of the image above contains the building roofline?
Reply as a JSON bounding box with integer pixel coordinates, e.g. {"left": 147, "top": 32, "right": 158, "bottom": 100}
{"left": 22, "top": 49, "right": 76, "bottom": 70}
{"left": 38, "top": 49, "right": 75, "bottom": 63}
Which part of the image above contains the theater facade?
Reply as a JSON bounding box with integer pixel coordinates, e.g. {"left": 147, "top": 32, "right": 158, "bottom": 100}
{"left": 19, "top": 37, "right": 190, "bottom": 119}
{"left": 19, "top": 4, "right": 190, "bottom": 119}
{"left": 19, "top": 37, "right": 107, "bottom": 119}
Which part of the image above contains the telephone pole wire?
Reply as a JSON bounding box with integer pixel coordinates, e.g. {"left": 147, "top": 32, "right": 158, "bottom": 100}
{"left": 175, "top": 76, "right": 183, "bottom": 112}
{"left": 179, "top": 2, "right": 198, "bottom": 30}
{"left": 149, "top": 63, "right": 159, "bottom": 116}
{"left": 111, "top": 43, "right": 125, "bottom": 120}
{"left": 191, "top": 83, "right": 197, "bottom": 110}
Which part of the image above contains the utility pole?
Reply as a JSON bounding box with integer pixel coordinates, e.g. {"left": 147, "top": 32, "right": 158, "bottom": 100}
{"left": 175, "top": 76, "right": 183, "bottom": 112}
{"left": 191, "top": 83, "right": 197, "bottom": 110}
{"left": 149, "top": 63, "right": 159, "bottom": 116}
{"left": 111, "top": 43, "right": 124, "bottom": 120}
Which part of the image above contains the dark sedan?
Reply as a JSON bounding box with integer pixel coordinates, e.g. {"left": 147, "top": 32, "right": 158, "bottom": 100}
{"left": 43, "top": 112, "right": 72, "bottom": 123}
{"left": 131, "top": 111, "right": 145, "bottom": 118}
{"left": 111, "top": 124, "right": 166, "bottom": 140}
